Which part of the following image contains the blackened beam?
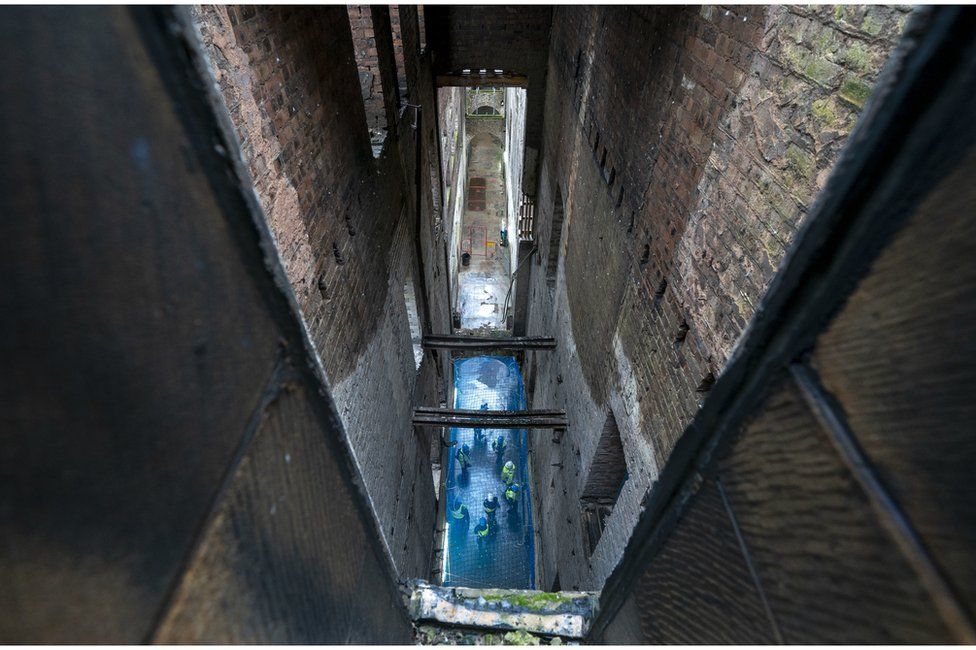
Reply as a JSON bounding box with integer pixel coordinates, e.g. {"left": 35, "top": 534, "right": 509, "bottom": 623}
{"left": 412, "top": 407, "right": 567, "bottom": 429}
{"left": 422, "top": 335, "right": 556, "bottom": 350}
{"left": 435, "top": 72, "right": 528, "bottom": 88}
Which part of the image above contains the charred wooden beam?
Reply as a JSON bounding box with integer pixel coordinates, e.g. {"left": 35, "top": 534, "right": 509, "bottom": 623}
{"left": 412, "top": 407, "right": 567, "bottom": 429}
{"left": 422, "top": 335, "right": 556, "bottom": 350}
{"left": 435, "top": 72, "right": 528, "bottom": 88}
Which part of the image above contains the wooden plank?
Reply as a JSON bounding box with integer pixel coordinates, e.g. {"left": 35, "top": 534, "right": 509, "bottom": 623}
{"left": 793, "top": 364, "right": 976, "bottom": 641}
{"left": 603, "top": 480, "right": 778, "bottom": 644}
{"left": 0, "top": 8, "right": 283, "bottom": 643}
{"left": 811, "top": 146, "right": 976, "bottom": 625}
{"left": 436, "top": 72, "right": 528, "bottom": 88}
{"left": 0, "top": 7, "right": 414, "bottom": 643}
{"left": 422, "top": 335, "right": 556, "bottom": 350}
{"left": 412, "top": 407, "right": 567, "bottom": 429}
{"left": 718, "top": 379, "right": 952, "bottom": 643}
{"left": 154, "top": 383, "right": 411, "bottom": 643}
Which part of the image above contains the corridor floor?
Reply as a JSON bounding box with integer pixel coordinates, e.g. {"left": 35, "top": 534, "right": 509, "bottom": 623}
{"left": 457, "top": 119, "right": 511, "bottom": 330}
{"left": 441, "top": 356, "right": 535, "bottom": 589}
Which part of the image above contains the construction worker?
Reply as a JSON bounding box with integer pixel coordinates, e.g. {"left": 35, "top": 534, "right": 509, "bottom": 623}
{"left": 504, "top": 482, "right": 520, "bottom": 507}
{"left": 474, "top": 516, "right": 490, "bottom": 540}
{"left": 455, "top": 443, "right": 471, "bottom": 472}
{"left": 473, "top": 402, "right": 490, "bottom": 443}
{"left": 450, "top": 497, "right": 469, "bottom": 523}
{"left": 483, "top": 492, "right": 500, "bottom": 520}
{"left": 501, "top": 460, "right": 516, "bottom": 485}
{"left": 491, "top": 434, "right": 507, "bottom": 458}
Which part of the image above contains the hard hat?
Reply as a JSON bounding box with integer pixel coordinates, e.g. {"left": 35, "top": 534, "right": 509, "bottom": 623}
{"left": 462, "top": 443, "right": 470, "bottom": 453}
{"left": 487, "top": 492, "right": 494, "bottom": 501}
{"left": 479, "top": 516, "right": 487, "bottom": 526}
{"left": 504, "top": 460, "right": 514, "bottom": 469}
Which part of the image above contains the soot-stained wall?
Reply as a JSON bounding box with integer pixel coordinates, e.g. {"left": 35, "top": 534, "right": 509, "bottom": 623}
{"left": 524, "top": 5, "right": 910, "bottom": 590}
{"left": 192, "top": 5, "right": 451, "bottom": 578}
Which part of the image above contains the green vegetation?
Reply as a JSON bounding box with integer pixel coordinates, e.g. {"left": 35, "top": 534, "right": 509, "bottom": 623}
{"left": 785, "top": 44, "right": 839, "bottom": 87}
{"left": 842, "top": 42, "right": 870, "bottom": 72}
{"left": 839, "top": 78, "right": 871, "bottom": 110}
{"left": 811, "top": 98, "right": 838, "bottom": 126}
{"left": 814, "top": 29, "right": 837, "bottom": 55}
{"left": 503, "top": 630, "right": 541, "bottom": 645}
{"left": 861, "top": 13, "right": 883, "bottom": 37}
{"left": 786, "top": 144, "right": 814, "bottom": 184}
{"left": 476, "top": 591, "right": 574, "bottom": 610}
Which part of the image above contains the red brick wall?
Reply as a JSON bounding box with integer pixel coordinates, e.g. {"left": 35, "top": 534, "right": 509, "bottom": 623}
{"left": 193, "top": 4, "right": 445, "bottom": 579}
{"left": 348, "top": 5, "right": 387, "bottom": 139}
{"left": 390, "top": 6, "right": 408, "bottom": 100}
{"left": 525, "top": 5, "right": 909, "bottom": 591}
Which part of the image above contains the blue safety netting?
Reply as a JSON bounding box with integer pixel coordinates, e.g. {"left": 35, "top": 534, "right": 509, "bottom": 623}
{"left": 441, "top": 356, "right": 535, "bottom": 589}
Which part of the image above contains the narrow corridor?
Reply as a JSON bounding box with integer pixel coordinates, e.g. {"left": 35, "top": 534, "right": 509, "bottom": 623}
{"left": 7, "top": 5, "right": 975, "bottom": 645}
{"left": 442, "top": 356, "right": 535, "bottom": 589}
{"left": 457, "top": 118, "right": 511, "bottom": 330}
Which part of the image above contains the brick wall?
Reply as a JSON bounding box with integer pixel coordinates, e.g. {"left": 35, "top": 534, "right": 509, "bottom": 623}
{"left": 390, "top": 6, "right": 408, "bottom": 100}
{"left": 524, "top": 5, "right": 909, "bottom": 591}
{"left": 348, "top": 5, "right": 388, "bottom": 144}
{"left": 192, "top": 5, "right": 448, "bottom": 578}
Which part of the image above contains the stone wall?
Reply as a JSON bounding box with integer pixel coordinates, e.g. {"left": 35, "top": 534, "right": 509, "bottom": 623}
{"left": 192, "top": 5, "right": 447, "bottom": 578}
{"left": 524, "top": 5, "right": 910, "bottom": 591}
{"left": 467, "top": 88, "right": 505, "bottom": 116}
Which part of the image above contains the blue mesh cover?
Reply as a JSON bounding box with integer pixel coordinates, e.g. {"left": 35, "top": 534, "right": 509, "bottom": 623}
{"left": 442, "top": 356, "right": 535, "bottom": 589}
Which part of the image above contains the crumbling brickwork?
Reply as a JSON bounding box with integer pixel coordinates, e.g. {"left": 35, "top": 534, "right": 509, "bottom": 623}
{"left": 523, "top": 5, "right": 909, "bottom": 591}
{"left": 390, "top": 6, "right": 408, "bottom": 100}
{"left": 192, "top": 5, "right": 447, "bottom": 578}
{"left": 348, "top": 5, "right": 391, "bottom": 145}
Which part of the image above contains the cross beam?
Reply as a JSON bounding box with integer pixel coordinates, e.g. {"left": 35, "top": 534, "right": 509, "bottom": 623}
{"left": 422, "top": 335, "right": 556, "bottom": 351}
{"left": 412, "top": 407, "right": 567, "bottom": 429}
{"left": 435, "top": 72, "right": 528, "bottom": 88}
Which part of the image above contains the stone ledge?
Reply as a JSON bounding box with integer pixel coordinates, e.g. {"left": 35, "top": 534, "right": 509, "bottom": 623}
{"left": 402, "top": 580, "right": 599, "bottom": 640}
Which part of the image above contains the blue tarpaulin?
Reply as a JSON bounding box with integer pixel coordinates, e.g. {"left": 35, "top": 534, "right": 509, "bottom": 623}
{"left": 441, "top": 356, "right": 535, "bottom": 589}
